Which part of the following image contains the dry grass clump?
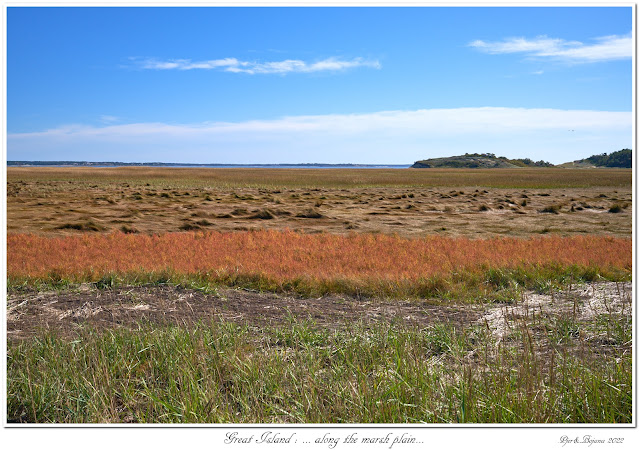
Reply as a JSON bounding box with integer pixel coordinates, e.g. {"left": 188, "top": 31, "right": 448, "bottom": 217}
{"left": 119, "top": 225, "right": 139, "bottom": 234}
{"left": 56, "top": 220, "right": 105, "bottom": 232}
{"left": 178, "top": 223, "right": 202, "bottom": 231}
{"left": 250, "top": 209, "right": 275, "bottom": 220}
{"left": 230, "top": 208, "right": 248, "bottom": 216}
{"left": 608, "top": 204, "right": 625, "bottom": 213}
{"left": 296, "top": 208, "right": 324, "bottom": 219}
{"left": 539, "top": 205, "right": 561, "bottom": 214}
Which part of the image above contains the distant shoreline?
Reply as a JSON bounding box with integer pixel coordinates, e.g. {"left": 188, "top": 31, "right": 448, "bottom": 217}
{"left": 7, "top": 161, "right": 411, "bottom": 169}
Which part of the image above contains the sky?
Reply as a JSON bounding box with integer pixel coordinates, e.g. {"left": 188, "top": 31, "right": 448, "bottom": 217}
{"left": 6, "top": 5, "right": 634, "bottom": 164}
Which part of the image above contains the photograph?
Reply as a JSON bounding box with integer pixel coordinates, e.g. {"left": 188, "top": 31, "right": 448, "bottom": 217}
{"left": 3, "top": 1, "right": 634, "bottom": 441}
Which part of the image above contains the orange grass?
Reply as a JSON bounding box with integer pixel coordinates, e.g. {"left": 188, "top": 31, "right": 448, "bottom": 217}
{"left": 8, "top": 231, "right": 631, "bottom": 287}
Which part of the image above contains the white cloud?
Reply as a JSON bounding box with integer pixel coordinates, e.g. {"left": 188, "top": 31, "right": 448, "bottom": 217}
{"left": 469, "top": 34, "right": 632, "bottom": 63}
{"left": 8, "top": 107, "right": 631, "bottom": 164}
{"left": 15, "top": 107, "right": 629, "bottom": 136}
{"left": 132, "top": 56, "right": 381, "bottom": 74}
{"left": 138, "top": 57, "right": 240, "bottom": 70}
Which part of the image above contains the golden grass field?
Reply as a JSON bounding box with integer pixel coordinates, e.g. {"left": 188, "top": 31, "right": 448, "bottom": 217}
{"left": 7, "top": 167, "right": 632, "bottom": 238}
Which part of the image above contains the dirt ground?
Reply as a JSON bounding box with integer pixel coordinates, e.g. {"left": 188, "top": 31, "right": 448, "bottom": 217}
{"left": 7, "top": 282, "right": 631, "bottom": 342}
{"left": 7, "top": 181, "right": 631, "bottom": 238}
{"left": 6, "top": 284, "right": 482, "bottom": 340}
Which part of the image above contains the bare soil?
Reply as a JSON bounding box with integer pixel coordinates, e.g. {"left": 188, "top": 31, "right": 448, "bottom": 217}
{"left": 7, "top": 282, "right": 631, "bottom": 342}
{"left": 481, "top": 281, "right": 632, "bottom": 342}
{"left": 6, "top": 284, "right": 482, "bottom": 341}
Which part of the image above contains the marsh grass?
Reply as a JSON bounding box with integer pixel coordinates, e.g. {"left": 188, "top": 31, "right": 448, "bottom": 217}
{"left": 7, "top": 305, "right": 631, "bottom": 423}
{"left": 7, "top": 263, "right": 630, "bottom": 305}
{"left": 8, "top": 232, "right": 630, "bottom": 298}
{"left": 119, "top": 225, "right": 139, "bottom": 234}
{"left": 56, "top": 220, "right": 105, "bottom": 232}
{"left": 7, "top": 167, "right": 632, "bottom": 424}
{"left": 539, "top": 205, "right": 561, "bottom": 214}
{"left": 8, "top": 167, "right": 632, "bottom": 189}
{"left": 608, "top": 204, "right": 624, "bottom": 213}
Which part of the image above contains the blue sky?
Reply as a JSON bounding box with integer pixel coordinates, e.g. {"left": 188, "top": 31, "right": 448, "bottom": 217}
{"left": 7, "top": 6, "right": 633, "bottom": 164}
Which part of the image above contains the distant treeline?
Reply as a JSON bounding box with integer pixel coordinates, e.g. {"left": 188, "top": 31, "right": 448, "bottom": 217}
{"left": 581, "top": 149, "right": 632, "bottom": 168}
{"left": 467, "top": 153, "right": 553, "bottom": 167}
{"left": 411, "top": 149, "right": 632, "bottom": 169}
{"left": 411, "top": 153, "right": 552, "bottom": 169}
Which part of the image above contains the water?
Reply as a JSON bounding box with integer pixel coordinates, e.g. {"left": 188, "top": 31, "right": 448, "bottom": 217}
{"left": 8, "top": 162, "right": 411, "bottom": 169}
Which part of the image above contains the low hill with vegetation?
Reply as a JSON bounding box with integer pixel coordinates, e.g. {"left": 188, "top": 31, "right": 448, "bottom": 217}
{"left": 560, "top": 149, "right": 632, "bottom": 168}
{"left": 411, "top": 153, "right": 553, "bottom": 169}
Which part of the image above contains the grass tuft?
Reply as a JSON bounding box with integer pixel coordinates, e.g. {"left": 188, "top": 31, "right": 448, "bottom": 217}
{"left": 119, "top": 225, "right": 139, "bottom": 234}
{"left": 296, "top": 208, "right": 324, "bottom": 219}
{"left": 539, "top": 205, "right": 561, "bottom": 214}
{"left": 56, "top": 221, "right": 105, "bottom": 232}
{"left": 178, "top": 223, "right": 202, "bottom": 231}
{"left": 608, "top": 204, "right": 624, "bottom": 213}
{"left": 250, "top": 209, "right": 275, "bottom": 220}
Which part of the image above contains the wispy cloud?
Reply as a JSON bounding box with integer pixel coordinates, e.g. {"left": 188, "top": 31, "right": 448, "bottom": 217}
{"left": 131, "top": 56, "right": 381, "bottom": 74}
{"left": 100, "top": 115, "right": 120, "bottom": 123}
{"left": 9, "top": 108, "right": 631, "bottom": 164}
{"left": 469, "top": 34, "right": 632, "bottom": 63}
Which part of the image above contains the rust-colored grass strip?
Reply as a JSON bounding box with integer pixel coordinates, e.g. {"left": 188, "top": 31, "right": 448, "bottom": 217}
{"left": 8, "top": 231, "right": 630, "bottom": 285}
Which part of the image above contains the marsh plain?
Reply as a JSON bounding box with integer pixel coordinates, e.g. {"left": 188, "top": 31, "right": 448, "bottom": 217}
{"left": 6, "top": 167, "right": 633, "bottom": 423}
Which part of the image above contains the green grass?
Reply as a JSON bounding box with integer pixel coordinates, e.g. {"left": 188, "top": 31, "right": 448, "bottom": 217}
{"left": 7, "top": 264, "right": 630, "bottom": 303}
{"left": 8, "top": 310, "right": 631, "bottom": 423}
